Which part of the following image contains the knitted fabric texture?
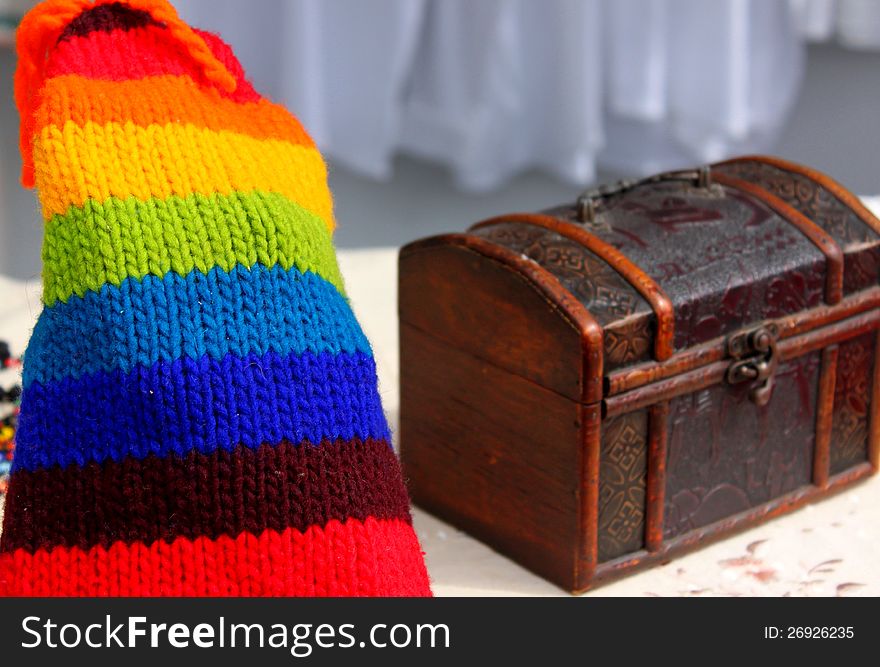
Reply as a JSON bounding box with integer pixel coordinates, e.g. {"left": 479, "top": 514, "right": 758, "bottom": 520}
{"left": 0, "top": 0, "right": 432, "bottom": 597}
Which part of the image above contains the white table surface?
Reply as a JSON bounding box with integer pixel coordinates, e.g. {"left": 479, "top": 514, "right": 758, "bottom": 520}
{"left": 2, "top": 196, "right": 879, "bottom": 597}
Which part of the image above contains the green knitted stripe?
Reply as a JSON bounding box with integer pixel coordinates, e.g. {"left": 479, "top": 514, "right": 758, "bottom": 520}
{"left": 42, "top": 190, "right": 345, "bottom": 305}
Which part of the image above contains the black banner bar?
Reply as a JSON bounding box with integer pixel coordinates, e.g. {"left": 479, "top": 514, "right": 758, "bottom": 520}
{"left": 0, "top": 597, "right": 874, "bottom": 665}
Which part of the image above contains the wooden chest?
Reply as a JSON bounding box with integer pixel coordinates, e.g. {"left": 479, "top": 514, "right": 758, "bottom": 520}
{"left": 398, "top": 155, "right": 880, "bottom": 593}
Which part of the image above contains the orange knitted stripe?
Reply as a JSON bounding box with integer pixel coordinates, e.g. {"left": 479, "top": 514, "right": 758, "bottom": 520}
{"left": 15, "top": 0, "right": 238, "bottom": 187}
{"left": 35, "top": 74, "right": 315, "bottom": 146}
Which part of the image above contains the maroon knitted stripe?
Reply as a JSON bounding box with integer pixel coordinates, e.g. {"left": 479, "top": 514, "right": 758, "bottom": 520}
{"left": 58, "top": 2, "right": 163, "bottom": 42}
{"left": 0, "top": 438, "right": 411, "bottom": 554}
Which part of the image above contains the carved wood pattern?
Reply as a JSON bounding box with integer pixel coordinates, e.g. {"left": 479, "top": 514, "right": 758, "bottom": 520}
{"left": 715, "top": 161, "right": 874, "bottom": 245}
{"left": 471, "top": 222, "right": 654, "bottom": 369}
{"left": 715, "top": 160, "right": 880, "bottom": 294}
{"left": 663, "top": 353, "right": 820, "bottom": 539}
{"left": 830, "top": 332, "right": 876, "bottom": 475}
{"left": 544, "top": 181, "right": 828, "bottom": 351}
{"left": 603, "top": 315, "right": 653, "bottom": 370}
{"left": 471, "top": 223, "right": 649, "bottom": 323}
{"left": 598, "top": 410, "right": 648, "bottom": 561}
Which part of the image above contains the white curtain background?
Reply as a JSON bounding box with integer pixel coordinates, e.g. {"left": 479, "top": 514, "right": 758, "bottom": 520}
{"left": 86, "top": 0, "right": 880, "bottom": 190}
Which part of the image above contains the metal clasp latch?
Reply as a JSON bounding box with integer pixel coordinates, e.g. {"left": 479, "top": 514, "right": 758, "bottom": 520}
{"left": 725, "top": 323, "right": 779, "bottom": 407}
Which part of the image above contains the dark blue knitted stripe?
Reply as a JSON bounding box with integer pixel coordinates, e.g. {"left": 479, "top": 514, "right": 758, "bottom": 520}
{"left": 23, "top": 263, "right": 370, "bottom": 388}
{"left": 13, "top": 350, "right": 390, "bottom": 471}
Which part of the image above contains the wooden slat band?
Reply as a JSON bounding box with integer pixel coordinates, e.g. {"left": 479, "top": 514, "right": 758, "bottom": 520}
{"left": 813, "top": 345, "right": 839, "bottom": 489}
{"left": 406, "top": 233, "right": 606, "bottom": 404}
{"left": 717, "top": 155, "right": 880, "bottom": 237}
{"left": 712, "top": 171, "right": 844, "bottom": 305}
{"left": 605, "top": 308, "right": 880, "bottom": 418}
{"left": 870, "top": 332, "right": 880, "bottom": 471}
{"left": 577, "top": 402, "right": 603, "bottom": 589}
{"left": 607, "top": 286, "right": 880, "bottom": 396}
{"left": 471, "top": 214, "right": 676, "bottom": 361}
{"left": 644, "top": 402, "right": 670, "bottom": 552}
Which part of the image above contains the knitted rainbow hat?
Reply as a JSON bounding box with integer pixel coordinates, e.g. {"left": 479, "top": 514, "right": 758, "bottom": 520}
{"left": 0, "top": 0, "right": 431, "bottom": 596}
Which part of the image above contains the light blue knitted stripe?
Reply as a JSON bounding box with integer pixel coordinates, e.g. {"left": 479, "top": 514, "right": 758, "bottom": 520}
{"left": 23, "top": 263, "right": 371, "bottom": 388}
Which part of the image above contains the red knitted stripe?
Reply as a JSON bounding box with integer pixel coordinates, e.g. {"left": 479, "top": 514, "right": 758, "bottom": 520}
{"left": 0, "top": 518, "right": 432, "bottom": 597}
{"left": 1, "top": 439, "right": 411, "bottom": 555}
{"left": 45, "top": 24, "right": 260, "bottom": 102}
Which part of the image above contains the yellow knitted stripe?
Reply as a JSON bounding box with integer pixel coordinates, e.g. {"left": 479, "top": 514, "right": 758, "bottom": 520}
{"left": 41, "top": 190, "right": 345, "bottom": 306}
{"left": 33, "top": 121, "right": 335, "bottom": 229}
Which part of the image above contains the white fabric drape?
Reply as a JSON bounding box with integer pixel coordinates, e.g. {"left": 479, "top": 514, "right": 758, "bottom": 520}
{"left": 173, "top": 0, "right": 866, "bottom": 191}
{"left": 791, "top": 0, "right": 880, "bottom": 48}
